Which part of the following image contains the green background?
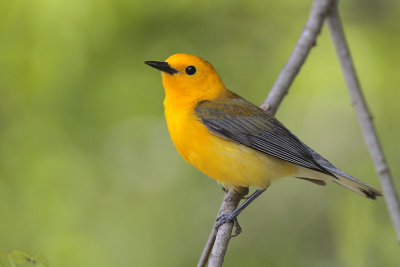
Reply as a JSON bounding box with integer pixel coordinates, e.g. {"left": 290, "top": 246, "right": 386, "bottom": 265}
{"left": 1, "top": 0, "right": 399, "bottom": 266}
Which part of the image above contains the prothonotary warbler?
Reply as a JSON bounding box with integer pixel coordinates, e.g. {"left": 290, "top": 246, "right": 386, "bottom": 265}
{"left": 145, "top": 53, "right": 382, "bottom": 230}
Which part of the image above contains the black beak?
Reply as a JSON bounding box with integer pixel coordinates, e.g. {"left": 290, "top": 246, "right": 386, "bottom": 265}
{"left": 144, "top": 61, "right": 178, "bottom": 75}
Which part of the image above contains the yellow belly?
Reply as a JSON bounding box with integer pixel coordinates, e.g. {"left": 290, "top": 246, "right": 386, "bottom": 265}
{"left": 165, "top": 104, "right": 298, "bottom": 189}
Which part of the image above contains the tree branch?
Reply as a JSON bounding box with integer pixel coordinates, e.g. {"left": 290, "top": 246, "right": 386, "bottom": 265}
{"left": 261, "top": 0, "right": 333, "bottom": 114}
{"left": 207, "top": 188, "right": 248, "bottom": 267}
{"left": 197, "top": 189, "right": 248, "bottom": 267}
{"left": 325, "top": 0, "right": 400, "bottom": 241}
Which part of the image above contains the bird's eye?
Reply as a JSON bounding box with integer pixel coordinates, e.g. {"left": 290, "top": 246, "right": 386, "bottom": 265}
{"left": 185, "top": 66, "right": 196, "bottom": 75}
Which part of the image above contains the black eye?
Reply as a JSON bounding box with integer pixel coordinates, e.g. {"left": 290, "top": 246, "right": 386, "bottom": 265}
{"left": 185, "top": 66, "right": 196, "bottom": 75}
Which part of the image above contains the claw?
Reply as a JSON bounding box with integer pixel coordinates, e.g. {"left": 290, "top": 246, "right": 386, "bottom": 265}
{"left": 215, "top": 213, "right": 242, "bottom": 236}
{"left": 212, "top": 188, "right": 267, "bottom": 237}
{"left": 215, "top": 214, "right": 232, "bottom": 228}
{"left": 231, "top": 217, "right": 242, "bottom": 237}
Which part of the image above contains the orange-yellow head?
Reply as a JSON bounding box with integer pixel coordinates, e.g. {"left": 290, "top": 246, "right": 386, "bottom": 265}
{"left": 145, "top": 54, "right": 228, "bottom": 103}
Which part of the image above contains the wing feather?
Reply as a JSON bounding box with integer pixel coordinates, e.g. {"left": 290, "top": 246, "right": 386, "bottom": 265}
{"left": 195, "top": 98, "right": 335, "bottom": 176}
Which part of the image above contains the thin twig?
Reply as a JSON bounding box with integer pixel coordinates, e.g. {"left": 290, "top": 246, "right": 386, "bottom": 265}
{"left": 261, "top": 0, "right": 333, "bottom": 114}
{"left": 197, "top": 227, "right": 216, "bottom": 267}
{"left": 325, "top": 0, "right": 400, "bottom": 241}
{"left": 198, "top": 1, "right": 335, "bottom": 266}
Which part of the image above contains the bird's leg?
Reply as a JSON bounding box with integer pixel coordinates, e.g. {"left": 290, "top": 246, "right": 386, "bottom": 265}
{"left": 215, "top": 189, "right": 267, "bottom": 232}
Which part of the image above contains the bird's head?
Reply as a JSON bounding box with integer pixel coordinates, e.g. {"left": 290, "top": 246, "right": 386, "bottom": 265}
{"left": 145, "top": 53, "right": 226, "bottom": 102}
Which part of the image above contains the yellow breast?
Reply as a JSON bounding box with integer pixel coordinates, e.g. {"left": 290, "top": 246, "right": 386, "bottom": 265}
{"left": 164, "top": 98, "right": 298, "bottom": 189}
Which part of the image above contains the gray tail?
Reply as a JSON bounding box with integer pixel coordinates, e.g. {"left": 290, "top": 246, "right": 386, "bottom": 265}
{"left": 296, "top": 168, "right": 382, "bottom": 199}
{"left": 332, "top": 174, "right": 382, "bottom": 199}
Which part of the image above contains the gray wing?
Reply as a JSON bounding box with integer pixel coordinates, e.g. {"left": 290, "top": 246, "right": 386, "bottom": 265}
{"left": 195, "top": 98, "right": 336, "bottom": 177}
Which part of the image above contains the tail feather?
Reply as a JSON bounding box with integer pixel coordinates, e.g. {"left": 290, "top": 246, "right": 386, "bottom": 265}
{"left": 296, "top": 166, "right": 382, "bottom": 199}
{"left": 332, "top": 174, "right": 382, "bottom": 199}
{"left": 296, "top": 177, "right": 326, "bottom": 186}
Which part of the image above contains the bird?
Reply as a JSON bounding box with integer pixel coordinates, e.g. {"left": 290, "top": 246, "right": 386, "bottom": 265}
{"left": 144, "top": 53, "right": 382, "bottom": 231}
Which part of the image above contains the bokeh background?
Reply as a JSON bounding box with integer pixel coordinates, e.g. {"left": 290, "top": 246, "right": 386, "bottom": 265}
{"left": 1, "top": 0, "right": 399, "bottom": 266}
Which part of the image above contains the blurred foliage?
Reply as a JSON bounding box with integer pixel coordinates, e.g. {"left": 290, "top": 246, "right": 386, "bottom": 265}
{"left": 0, "top": 0, "right": 399, "bottom": 266}
{"left": 0, "top": 251, "right": 47, "bottom": 267}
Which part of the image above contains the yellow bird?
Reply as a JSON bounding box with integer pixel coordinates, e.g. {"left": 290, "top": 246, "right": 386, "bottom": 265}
{"left": 145, "top": 53, "right": 382, "bottom": 229}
